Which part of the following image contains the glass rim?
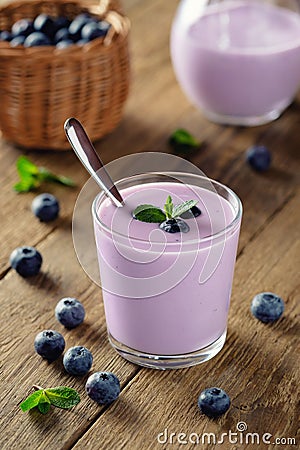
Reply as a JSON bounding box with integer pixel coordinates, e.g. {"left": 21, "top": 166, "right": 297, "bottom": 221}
{"left": 92, "top": 172, "right": 243, "bottom": 246}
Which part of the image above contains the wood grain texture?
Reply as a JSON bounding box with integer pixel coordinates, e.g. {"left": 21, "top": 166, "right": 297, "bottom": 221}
{"left": 0, "top": 0, "right": 299, "bottom": 449}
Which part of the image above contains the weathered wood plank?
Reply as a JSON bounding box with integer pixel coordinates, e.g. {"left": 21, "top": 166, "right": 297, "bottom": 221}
{"left": 70, "top": 191, "right": 300, "bottom": 450}
{"left": 0, "top": 226, "right": 139, "bottom": 450}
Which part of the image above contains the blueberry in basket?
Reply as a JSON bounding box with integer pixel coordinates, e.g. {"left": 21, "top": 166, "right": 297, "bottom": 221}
{"left": 0, "top": 12, "right": 111, "bottom": 48}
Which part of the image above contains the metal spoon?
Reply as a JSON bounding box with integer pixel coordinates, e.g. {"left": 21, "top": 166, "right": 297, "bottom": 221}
{"left": 64, "top": 117, "right": 124, "bottom": 208}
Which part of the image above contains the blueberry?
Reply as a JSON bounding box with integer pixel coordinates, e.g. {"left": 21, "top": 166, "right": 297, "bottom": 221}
{"left": 34, "top": 330, "right": 65, "bottom": 361}
{"left": 76, "top": 38, "right": 90, "bottom": 46}
{"left": 198, "top": 387, "right": 230, "bottom": 418}
{"left": 9, "top": 246, "right": 42, "bottom": 277}
{"left": 55, "top": 297, "right": 85, "bottom": 329}
{"left": 10, "top": 35, "right": 26, "bottom": 47}
{"left": 68, "top": 14, "right": 94, "bottom": 41}
{"left": 11, "top": 19, "right": 34, "bottom": 37}
{"left": 24, "top": 32, "right": 51, "bottom": 47}
{"left": 54, "top": 27, "right": 72, "bottom": 43}
{"left": 81, "top": 21, "right": 110, "bottom": 41}
{"left": 54, "top": 16, "right": 71, "bottom": 31}
{"left": 85, "top": 372, "right": 120, "bottom": 405}
{"left": 246, "top": 145, "right": 271, "bottom": 172}
{"left": 0, "top": 30, "right": 12, "bottom": 42}
{"left": 56, "top": 39, "right": 74, "bottom": 49}
{"left": 159, "top": 218, "right": 190, "bottom": 233}
{"left": 251, "top": 292, "right": 284, "bottom": 323}
{"left": 180, "top": 205, "right": 201, "bottom": 219}
{"left": 33, "top": 14, "right": 56, "bottom": 39}
{"left": 31, "top": 193, "right": 59, "bottom": 222}
{"left": 63, "top": 346, "right": 93, "bottom": 376}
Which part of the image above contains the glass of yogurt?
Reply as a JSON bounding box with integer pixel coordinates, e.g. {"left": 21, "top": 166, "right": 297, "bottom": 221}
{"left": 170, "top": 0, "right": 300, "bottom": 126}
{"left": 92, "top": 171, "right": 242, "bottom": 369}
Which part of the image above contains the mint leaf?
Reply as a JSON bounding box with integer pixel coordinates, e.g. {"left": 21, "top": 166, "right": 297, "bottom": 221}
{"left": 20, "top": 386, "right": 80, "bottom": 414}
{"left": 17, "top": 155, "right": 39, "bottom": 176}
{"left": 14, "top": 156, "right": 76, "bottom": 192}
{"left": 133, "top": 205, "right": 166, "bottom": 223}
{"left": 169, "top": 129, "right": 201, "bottom": 155}
{"left": 39, "top": 168, "right": 76, "bottom": 187}
{"left": 37, "top": 391, "right": 51, "bottom": 414}
{"left": 164, "top": 195, "right": 173, "bottom": 219}
{"left": 172, "top": 200, "right": 198, "bottom": 218}
{"left": 20, "top": 390, "right": 43, "bottom": 412}
{"left": 45, "top": 387, "right": 80, "bottom": 409}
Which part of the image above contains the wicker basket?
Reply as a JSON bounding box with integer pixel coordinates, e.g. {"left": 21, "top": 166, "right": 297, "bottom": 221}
{"left": 0, "top": 0, "right": 130, "bottom": 150}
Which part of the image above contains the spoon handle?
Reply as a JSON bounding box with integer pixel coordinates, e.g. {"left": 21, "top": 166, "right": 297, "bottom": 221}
{"left": 64, "top": 117, "right": 124, "bottom": 208}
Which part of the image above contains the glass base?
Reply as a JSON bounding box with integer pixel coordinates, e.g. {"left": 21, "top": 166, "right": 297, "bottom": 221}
{"left": 201, "top": 100, "right": 292, "bottom": 127}
{"left": 108, "top": 329, "right": 227, "bottom": 370}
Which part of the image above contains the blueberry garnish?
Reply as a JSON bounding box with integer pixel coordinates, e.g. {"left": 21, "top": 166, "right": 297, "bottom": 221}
{"left": 85, "top": 371, "right": 120, "bottom": 405}
{"left": 180, "top": 205, "right": 201, "bottom": 219}
{"left": 63, "top": 346, "right": 93, "bottom": 376}
{"left": 198, "top": 387, "right": 230, "bottom": 418}
{"left": 34, "top": 330, "right": 65, "bottom": 362}
{"left": 246, "top": 145, "right": 271, "bottom": 172}
{"left": 31, "top": 193, "right": 59, "bottom": 222}
{"left": 251, "top": 292, "right": 284, "bottom": 323}
{"left": 9, "top": 246, "right": 42, "bottom": 277}
{"left": 55, "top": 297, "right": 85, "bottom": 329}
{"left": 160, "top": 218, "right": 190, "bottom": 233}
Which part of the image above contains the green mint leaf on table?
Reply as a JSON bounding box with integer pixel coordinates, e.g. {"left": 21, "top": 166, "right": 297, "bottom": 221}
{"left": 168, "top": 129, "right": 201, "bottom": 154}
{"left": 20, "top": 386, "right": 80, "bottom": 414}
{"left": 14, "top": 156, "right": 76, "bottom": 192}
{"left": 133, "top": 196, "right": 198, "bottom": 223}
{"left": 37, "top": 391, "right": 51, "bottom": 415}
{"left": 133, "top": 204, "right": 166, "bottom": 223}
{"left": 45, "top": 387, "right": 81, "bottom": 409}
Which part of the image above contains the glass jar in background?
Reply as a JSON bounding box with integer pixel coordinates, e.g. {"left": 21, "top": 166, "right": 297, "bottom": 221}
{"left": 170, "top": 0, "right": 300, "bottom": 126}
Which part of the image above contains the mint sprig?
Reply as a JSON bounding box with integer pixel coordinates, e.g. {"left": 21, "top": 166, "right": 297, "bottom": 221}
{"left": 133, "top": 195, "right": 198, "bottom": 223}
{"left": 14, "top": 156, "right": 76, "bottom": 192}
{"left": 168, "top": 129, "right": 201, "bottom": 155}
{"left": 20, "top": 386, "right": 80, "bottom": 414}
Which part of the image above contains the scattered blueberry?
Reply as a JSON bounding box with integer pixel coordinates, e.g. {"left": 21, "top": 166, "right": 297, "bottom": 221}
{"left": 251, "top": 292, "right": 284, "bottom": 323}
{"left": 63, "top": 346, "right": 93, "bottom": 376}
{"left": 31, "top": 193, "right": 59, "bottom": 222}
{"left": 180, "top": 205, "right": 201, "bottom": 219}
{"left": 81, "top": 21, "right": 110, "bottom": 41}
{"left": 198, "top": 387, "right": 231, "bottom": 418}
{"left": 34, "top": 330, "right": 65, "bottom": 361}
{"left": 55, "top": 297, "right": 85, "bottom": 329}
{"left": 24, "top": 32, "right": 51, "bottom": 47}
{"left": 246, "top": 145, "right": 271, "bottom": 172}
{"left": 160, "top": 218, "right": 190, "bottom": 233}
{"left": 10, "top": 35, "right": 26, "bottom": 47}
{"left": 9, "top": 246, "right": 42, "bottom": 277}
{"left": 85, "top": 372, "right": 120, "bottom": 405}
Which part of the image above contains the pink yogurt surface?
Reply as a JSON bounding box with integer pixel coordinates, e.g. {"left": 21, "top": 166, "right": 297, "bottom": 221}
{"left": 171, "top": 1, "right": 300, "bottom": 118}
{"left": 94, "top": 182, "right": 241, "bottom": 355}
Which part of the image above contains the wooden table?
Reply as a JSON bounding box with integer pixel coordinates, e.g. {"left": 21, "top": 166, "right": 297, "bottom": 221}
{"left": 0, "top": 1, "right": 299, "bottom": 448}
